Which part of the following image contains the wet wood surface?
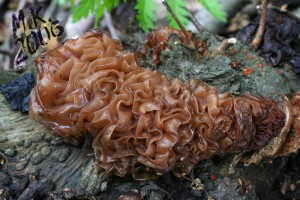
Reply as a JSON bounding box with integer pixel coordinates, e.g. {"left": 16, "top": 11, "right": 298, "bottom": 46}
{"left": 0, "top": 94, "right": 106, "bottom": 199}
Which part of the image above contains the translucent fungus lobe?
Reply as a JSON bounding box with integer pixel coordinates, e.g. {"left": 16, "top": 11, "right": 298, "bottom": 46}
{"left": 30, "top": 30, "right": 286, "bottom": 176}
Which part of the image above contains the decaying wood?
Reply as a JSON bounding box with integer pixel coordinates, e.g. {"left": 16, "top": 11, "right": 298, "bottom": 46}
{"left": 0, "top": 94, "right": 106, "bottom": 199}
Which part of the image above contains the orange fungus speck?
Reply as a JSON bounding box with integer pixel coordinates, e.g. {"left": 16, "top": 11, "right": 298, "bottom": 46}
{"left": 246, "top": 55, "right": 253, "bottom": 59}
{"left": 209, "top": 173, "right": 217, "bottom": 181}
{"left": 231, "top": 61, "right": 238, "bottom": 68}
{"left": 230, "top": 49, "right": 237, "bottom": 54}
{"left": 244, "top": 68, "right": 254, "bottom": 75}
{"left": 225, "top": 171, "right": 231, "bottom": 177}
{"left": 257, "top": 64, "right": 263, "bottom": 68}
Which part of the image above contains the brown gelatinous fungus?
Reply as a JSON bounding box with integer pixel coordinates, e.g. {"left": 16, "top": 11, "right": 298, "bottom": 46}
{"left": 140, "top": 27, "right": 207, "bottom": 66}
{"left": 30, "top": 30, "right": 286, "bottom": 177}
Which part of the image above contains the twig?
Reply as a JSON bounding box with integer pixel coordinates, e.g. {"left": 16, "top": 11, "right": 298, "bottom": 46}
{"left": 0, "top": 49, "right": 11, "bottom": 56}
{"left": 17, "top": 0, "right": 26, "bottom": 11}
{"left": 162, "top": 0, "right": 191, "bottom": 45}
{"left": 211, "top": 38, "right": 237, "bottom": 58}
{"left": 270, "top": 5, "right": 299, "bottom": 20}
{"left": 100, "top": 11, "right": 119, "bottom": 40}
{"left": 173, "top": 172, "right": 212, "bottom": 199}
{"left": 251, "top": 0, "right": 267, "bottom": 49}
{"left": 0, "top": 49, "right": 13, "bottom": 70}
{"left": 188, "top": 13, "right": 203, "bottom": 34}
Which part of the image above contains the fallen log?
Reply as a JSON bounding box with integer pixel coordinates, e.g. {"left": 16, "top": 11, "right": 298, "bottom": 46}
{"left": 0, "top": 94, "right": 107, "bottom": 199}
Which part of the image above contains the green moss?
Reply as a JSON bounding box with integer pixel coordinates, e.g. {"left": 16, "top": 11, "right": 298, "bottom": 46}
{"left": 0, "top": 63, "right": 36, "bottom": 85}
{"left": 0, "top": 69, "right": 20, "bottom": 84}
{"left": 136, "top": 30, "right": 291, "bottom": 102}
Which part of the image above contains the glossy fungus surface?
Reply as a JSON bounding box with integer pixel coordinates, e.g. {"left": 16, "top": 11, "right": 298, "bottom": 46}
{"left": 30, "top": 30, "right": 286, "bottom": 176}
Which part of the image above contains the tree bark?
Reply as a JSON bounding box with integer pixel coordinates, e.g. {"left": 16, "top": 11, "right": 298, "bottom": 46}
{"left": 0, "top": 94, "right": 106, "bottom": 199}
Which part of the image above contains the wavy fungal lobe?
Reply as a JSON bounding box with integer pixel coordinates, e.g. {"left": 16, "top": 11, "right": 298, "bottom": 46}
{"left": 29, "top": 30, "right": 286, "bottom": 177}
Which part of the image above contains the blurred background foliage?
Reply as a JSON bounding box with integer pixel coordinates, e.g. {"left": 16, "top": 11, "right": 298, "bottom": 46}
{"left": 57, "top": 0, "right": 227, "bottom": 32}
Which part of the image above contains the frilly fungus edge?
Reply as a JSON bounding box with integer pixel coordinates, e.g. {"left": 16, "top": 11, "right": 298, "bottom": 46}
{"left": 29, "top": 30, "right": 286, "bottom": 177}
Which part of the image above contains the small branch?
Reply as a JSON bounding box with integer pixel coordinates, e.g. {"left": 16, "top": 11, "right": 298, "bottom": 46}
{"left": 269, "top": 5, "right": 298, "bottom": 19}
{"left": 0, "top": 49, "right": 14, "bottom": 70}
{"left": 188, "top": 13, "right": 203, "bottom": 34}
{"left": 162, "top": 0, "right": 191, "bottom": 45}
{"left": 0, "top": 49, "right": 11, "bottom": 56}
{"left": 211, "top": 38, "right": 237, "bottom": 58}
{"left": 100, "top": 11, "right": 119, "bottom": 40}
{"left": 251, "top": 0, "right": 267, "bottom": 49}
{"left": 17, "top": 0, "right": 26, "bottom": 11}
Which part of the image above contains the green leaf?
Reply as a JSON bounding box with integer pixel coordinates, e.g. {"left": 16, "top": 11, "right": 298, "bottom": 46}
{"left": 56, "top": 0, "right": 67, "bottom": 6}
{"left": 198, "top": 0, "right": 227, "bottom": 22}
{"left": 71, "top": 0, "right": 95, "bottom": 22}
{"left": 71, "top": 0, "right": 120, "bottom": 26}
{"left": 70, "top": 0, "right": 75, "bottom": 6}
{"left": 94, "top": 0, "right": 120, "bottom": 27}
{"left": 166, "top": 0, "right": 189, "bottom": 30}
{"left": 94, "top": 4, "right": 106, "bottom": 27}
{"left": 135, "top": 0, "right": 157, "bottom": 32}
